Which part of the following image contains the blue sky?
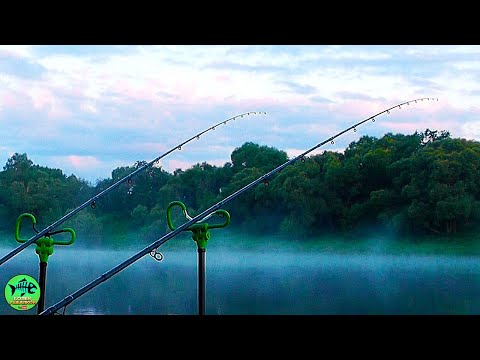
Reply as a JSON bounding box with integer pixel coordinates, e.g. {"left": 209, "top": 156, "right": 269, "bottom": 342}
{"left": 0, "top": 45, "right": 477, "bottom": 184}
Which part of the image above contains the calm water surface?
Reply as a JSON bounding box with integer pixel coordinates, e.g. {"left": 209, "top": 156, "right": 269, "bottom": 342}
{"left": 1, "top": 238, "right": 480, "bottom": 315}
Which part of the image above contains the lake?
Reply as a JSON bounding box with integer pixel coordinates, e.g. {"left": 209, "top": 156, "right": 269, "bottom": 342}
{"left": 1, "top": 234, "right": 480, "bottom": 315}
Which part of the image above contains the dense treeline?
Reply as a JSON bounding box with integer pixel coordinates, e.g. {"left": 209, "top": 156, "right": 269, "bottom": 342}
{"left": 1, "top": 129, "right": 480, "bottom": 247}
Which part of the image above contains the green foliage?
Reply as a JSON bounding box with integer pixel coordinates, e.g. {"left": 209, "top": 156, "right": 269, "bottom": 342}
{"left": 1, "top": 129, "right": 480, "bottom": 247}
{"left": 221, "top": 143, "right": 288, "bottom": 234}
{"left": 230, "top": 142, "right": 288, "bottom": 172}
{"left": 63, "top": 209, "right": 104, "bottom": 246}
{"left": 131, "top": 204, "right": 149, "bottom": 227}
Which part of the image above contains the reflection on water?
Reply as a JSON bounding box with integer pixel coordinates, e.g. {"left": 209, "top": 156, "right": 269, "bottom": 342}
{"left": 1, "top": 243, "right": 480, "bottom": 315}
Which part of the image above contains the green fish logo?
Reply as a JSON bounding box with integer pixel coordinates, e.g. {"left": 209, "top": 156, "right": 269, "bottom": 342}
{"left": 9, "top": 277, "right": 38, "bottom": 297}
{"left": 4, "top": 274, "right": 40, "bottom": 311}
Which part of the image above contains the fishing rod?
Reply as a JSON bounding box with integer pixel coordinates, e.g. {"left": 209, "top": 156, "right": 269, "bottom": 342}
{"left": 0, "top": 111, "right": 266, "bottom": 266}
{"left": 40, "top": 97, "right": 438, "bottom": 315}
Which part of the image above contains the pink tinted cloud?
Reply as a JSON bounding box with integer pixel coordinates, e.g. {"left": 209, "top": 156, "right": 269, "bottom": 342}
{"left": 31, "top": 88, "right": 55, "bottom": 110}
{"left": 116, "top": 84, "right": 159, "bottom": 103}
{"left": 0, "top": 84, "right": 72, "bottom": 119}
{"left": 41, "top": 98, "right": 72, "bottom": 119}
{"left": 107, "top": 80, "right": 307, "bottom": 111}
{"left": 67, "top": 155, "right": 101, "bottom": 169}
{"left": 1, "top": 91, "right": 19, "bottom": 107}
{"left": 6, "top": 77, "right": 76, "bottom": 126}
{"left": 0, "top": 48, "right": 27, "bottom": 60}
{"left": 52, "top": 82, "right": 86, "bottom": 99}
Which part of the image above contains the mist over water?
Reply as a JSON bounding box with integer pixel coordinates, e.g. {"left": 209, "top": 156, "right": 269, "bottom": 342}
{"left": 1, "top": 233, "right": 480, "bottom": 315}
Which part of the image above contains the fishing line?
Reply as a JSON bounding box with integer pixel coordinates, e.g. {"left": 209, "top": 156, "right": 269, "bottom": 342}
{"left": 39, "top": 97, "right": 438, "bottom": 315}
{"left": 0, "top": 111, "right": 266, "bottom": 266}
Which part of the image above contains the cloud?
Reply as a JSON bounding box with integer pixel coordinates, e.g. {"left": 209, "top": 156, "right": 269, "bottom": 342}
{"left": 166, "top": 159, "right": 197, "bottom": 172}
{"left": 0, "top": 45, "right": 479, "bottom": 183}
{"left": 45, "top": 155, "right": 126, "bottom": 183}
{"left": 310, "top": 96, "right": 333, "bottom": 103}
{"left": 402, "top": 45, "right": 480, "bottom": 59}
{"left": 31, "top": 45, "right": 133, "bottom": 58}
{"left": 202, "top": 61, "right": 284, "bottom": 73}
{"left": 0, "top": 51, "right": 46, "bottom": 80}
{"left": 461, "top": 120, "right": 480, "bottom": 141}
{"left": 0, "top": 46, "right": 34, "bottom": 58}
{"left": 334, "top": 91, "right": 382, "bottom": 101}
{"left": 279, "top": 81, "right": 317, "bottom": 95}
{"left": 286, "top": 148, "right": 325, "bottom": 158}
{"left": 67, "top": 155, "right": 101, "bottom": 169}
{"left": 462, "top": 89, "right": 480, "bottom": 97}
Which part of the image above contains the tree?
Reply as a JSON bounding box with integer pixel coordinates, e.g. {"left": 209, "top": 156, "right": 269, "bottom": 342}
{"left": 421, "top": 129, "right": 451, "bottom": 146}
{"left": 230, "top": 142, "right": 288, "bottom": 173}
{"left": 3, "top": 152, "right": 33, "bottom": 172}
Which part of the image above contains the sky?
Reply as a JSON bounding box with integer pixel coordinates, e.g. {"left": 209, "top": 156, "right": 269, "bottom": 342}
{"left": 0, "top": 45, "right": 478, "bottom": 184}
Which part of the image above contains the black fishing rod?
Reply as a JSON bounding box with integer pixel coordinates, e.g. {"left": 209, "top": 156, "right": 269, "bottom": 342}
{"left": 40, "top": 97, "right": 438, "bottom": 315}
{"left": 0, "top": 111, "right": 266, "bottom": 266}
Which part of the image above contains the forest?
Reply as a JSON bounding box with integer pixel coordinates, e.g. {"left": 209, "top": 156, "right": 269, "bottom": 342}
{"left": 1, "top": 128, "right": 480, "bottom": 247}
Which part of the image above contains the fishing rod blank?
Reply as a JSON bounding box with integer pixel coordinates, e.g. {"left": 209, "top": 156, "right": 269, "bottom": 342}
{"left": 39, "top": 97, "right": 438, "bottom": 315}
{"left": 0, "top": 111, "right": 266, "bottom": 267}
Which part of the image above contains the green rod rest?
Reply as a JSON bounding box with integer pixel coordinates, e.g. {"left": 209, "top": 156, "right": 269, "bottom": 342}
{"left": 15, "top": 213, "right": 76, "bottom": 263}
{"left": 166, "top": 201, "right": 230, "bottom": 250}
